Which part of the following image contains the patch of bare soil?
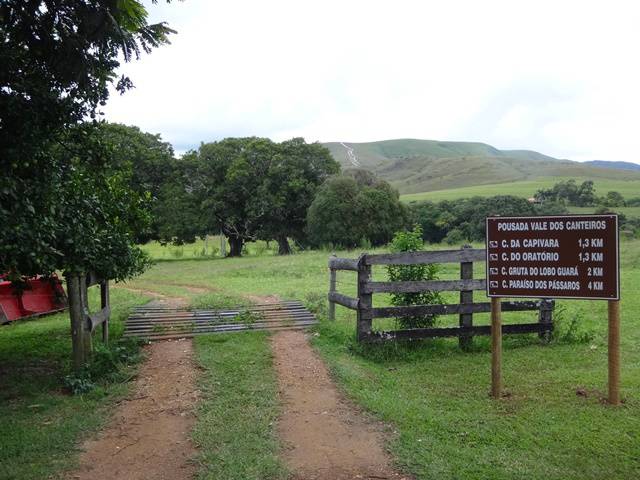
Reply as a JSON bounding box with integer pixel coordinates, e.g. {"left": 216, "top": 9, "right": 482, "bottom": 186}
{"left": 272, "top": 330, "right": 409, "bottom": 480}
{"left": 145, "top": 281, "right": 216, "bottom": 295}
{"left": 68, "top": 338, "right": 199, "bottom": 480}
{"left": 112, "top": 287, "right": 188, "bottom": 309}
{"left": 245, "top": 293, "right": 282, "bottom": 305}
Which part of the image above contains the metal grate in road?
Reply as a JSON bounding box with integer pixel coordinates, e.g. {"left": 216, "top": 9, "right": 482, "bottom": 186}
{"left": 123, "top": 301, "right": 317, "bottom": 340}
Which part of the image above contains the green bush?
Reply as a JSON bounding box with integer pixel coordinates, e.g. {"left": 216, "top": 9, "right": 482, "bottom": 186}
{"left": 387, "top": 226, "right": 442, "bottom": 329}
{"left": 307, "top": 171, "right": 409, "bottom": 248}
{"left": 552, "top": 305, "right": 596, "bottom": 344}
{"left": 444, "top": 228, "right": 466, "bottom": 245}
{"left": 63, "top": 338, "right": 145, "bottom": 394}
{"left": 305, "top": 291, "right": 328, "bottom": 318}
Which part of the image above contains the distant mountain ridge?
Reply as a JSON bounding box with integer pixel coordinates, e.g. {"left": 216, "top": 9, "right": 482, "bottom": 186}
{"left": 583, "top": 160, "right": 640, "bottom": 172}
{"left": 322, "top": 139, "right": 640, "bottom": 194}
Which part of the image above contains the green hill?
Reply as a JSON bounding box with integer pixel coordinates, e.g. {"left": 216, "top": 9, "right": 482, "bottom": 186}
{"left": 323, "top": 139, "right": 640, "bottom": 195}
{"left": 400, "top": 177, "right": 640, "bottom": 203}
{"left": 583, "top": 160, "right": 640, "bottom": 171}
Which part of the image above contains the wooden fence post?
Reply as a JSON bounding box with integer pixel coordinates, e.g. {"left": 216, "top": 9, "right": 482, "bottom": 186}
{"left": 328, "top": 254, "right": 337, "bottom": 321}
{"left": 459, "top": 244, "right": 474, "bottom": 350}
{"left": 100, "top": 280, "right": 110, "bottom": 344}
{"left": 356, "top": 254, "right": 372, "bottom": 341}
{"left": 67, "top": 273, "right": 92, "bottom": 370}
{"left": 538, "top": 299, "right": 553, "bottom": 342}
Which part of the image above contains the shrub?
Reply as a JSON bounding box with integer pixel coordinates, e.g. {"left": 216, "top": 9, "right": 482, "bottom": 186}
{"left": 307, "top": 172, "right": 409, "bottom": 248}
{"left": 552, "top": 306, "right": 596, "bottom": 344}
{"left": 63, "top": 338, "right": 145, "bottom": 394}
{"left": 305, "top": 291, "right": 328, "bottom": 318}
{"left": 387, "top": 226, "right": 442, "bottom": 329}
{"left": 409, "top": 195, "right": 550, "bottom": 244}
{"left": 444, "top": 228, "right": 466, "bottom": 245}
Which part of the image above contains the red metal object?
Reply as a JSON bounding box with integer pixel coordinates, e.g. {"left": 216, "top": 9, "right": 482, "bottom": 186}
{"left": 0, "top": 274, "right": 68, "bottom": 323}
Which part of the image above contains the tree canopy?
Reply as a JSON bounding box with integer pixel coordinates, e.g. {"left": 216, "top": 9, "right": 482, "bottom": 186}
{"left": 0, "top": 1, "right": 175, "bottom": 279}
{"left": 158, "top": 137, "right": 340, "bottom": 256}
{"left": 534, "top": 179, "right": 596, "bottom": 206}
{"left": 91, "top": 122, "right": 178, "bottom": 242}
{"left": 254, "top": 138, "right": 340, "bottom": 254}
{"left": 409, "top": 195, "right": 568, "bottom": 244}
{"left": 306, "top": 170, "right": 408, "bottom": 248}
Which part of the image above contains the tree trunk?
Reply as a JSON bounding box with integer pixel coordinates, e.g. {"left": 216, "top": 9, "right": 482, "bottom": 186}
{"left": 277, "top": 235, "right": 291, "bottom": 255}
{"left": 220, "top": 231, "right": 227, "bottom": 257}
{"left": 67, "top": 273, "right": 92, "bottom": 371}
{"left": 228, "top": 236, "right": 244, "bottom": 257}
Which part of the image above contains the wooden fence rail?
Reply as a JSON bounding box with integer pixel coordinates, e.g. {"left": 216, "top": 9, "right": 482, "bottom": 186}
{"left": 328, "top": 247, "right": 554, "bottom": 346}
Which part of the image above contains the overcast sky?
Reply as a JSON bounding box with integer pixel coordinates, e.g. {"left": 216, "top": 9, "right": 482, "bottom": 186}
{"left": 104, "top": 0, "right": 640, "bottom": 163}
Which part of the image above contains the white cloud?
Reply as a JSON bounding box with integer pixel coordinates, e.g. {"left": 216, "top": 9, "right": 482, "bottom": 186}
{"left": 104, "top": 0, "right": 640, "bottom": 163}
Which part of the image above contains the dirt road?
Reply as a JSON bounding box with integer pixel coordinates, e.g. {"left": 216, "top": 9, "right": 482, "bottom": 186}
{"left": 272, "top": 330, "right": 409, "bottom": 480}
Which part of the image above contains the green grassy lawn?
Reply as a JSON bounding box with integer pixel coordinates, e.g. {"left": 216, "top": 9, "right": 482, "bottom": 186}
{"left": 401, "top": 177, "right": 640, "bottom": 204}
{"left": 3, "top": 240, "right": 639, "bottom": 479}
{"left": 125, "top": 240, "right": 640, "bottom": 480}
{"left": 0, "top": 288, "right": 149, "bottom": 480}
{"left": 140, "top": 236, "right": 279, "bottom": 261}
{"left": 193, "top": 332, "right": 287, "bottom": 480}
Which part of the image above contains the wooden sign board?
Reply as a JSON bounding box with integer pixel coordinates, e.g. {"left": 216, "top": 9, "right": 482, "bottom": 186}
{"left": 486, "top": 214, "right": 619, "bottom": 300}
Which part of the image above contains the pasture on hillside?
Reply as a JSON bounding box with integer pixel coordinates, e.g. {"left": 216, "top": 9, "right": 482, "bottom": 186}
{"left": 324, "top": 139, "right": 640, "bottom": 195}
{"left": 401, "top": 176, "right": 640, "bottom": 205}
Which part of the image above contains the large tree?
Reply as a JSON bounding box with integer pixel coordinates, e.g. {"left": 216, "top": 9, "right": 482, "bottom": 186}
{"left": 0, "top": 1, "right": 175, "bottom": 279}
{"left": 1, "top": 1, "right": 175, "bottom": 369}
{"left": 254, "top": 138, "right": 340, "bottom": 254}
{"left": 306, "top": 170, "right": 409, "bottom": 248}
{"left": 196, "top": 137, "right": 273, "bottom": 256}
{"left": 92, "top": 122, "right": 178, "bottom": 242}
{"left": 165, "top": 137, "right": 339, "bottom": 256}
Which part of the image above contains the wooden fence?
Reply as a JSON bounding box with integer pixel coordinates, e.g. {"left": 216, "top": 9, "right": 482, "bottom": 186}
{"left": 328, "top": 246, "right": 554, "bottom": 345}
{"left": 66, "top": 272, "right": 111, "bottom": 369}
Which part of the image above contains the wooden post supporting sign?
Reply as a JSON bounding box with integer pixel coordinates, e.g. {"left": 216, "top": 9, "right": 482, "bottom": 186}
{"left": 608, "top": 299, "right": 620, "bottom": 405}
{"left": 486, "top": 214, "right": 621, "bottom": 405}
{"left": 490, "top": 297, "right": 502, "bottom": 399}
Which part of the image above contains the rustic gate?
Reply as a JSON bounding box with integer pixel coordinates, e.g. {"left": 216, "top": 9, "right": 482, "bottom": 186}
{"left": 328, "top": 246, "right": 553, "bottom": 345}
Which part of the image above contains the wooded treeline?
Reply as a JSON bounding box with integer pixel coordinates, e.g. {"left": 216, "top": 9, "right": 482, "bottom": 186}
{"left": 73, "top": 123, "right": 640, "bottom": 255}
{"left": 156, "top": 136, "right": 341, "bottom": 255}
{"left": 534, "top": 179, "right": 638, "bottom": 208}
{"left": 96, "top": 124, "right": 412, "bottom": 254}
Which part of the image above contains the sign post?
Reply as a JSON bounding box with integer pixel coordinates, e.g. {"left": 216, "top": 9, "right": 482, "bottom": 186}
{"left": 486, "top": 214, "right": 620, "bottom": 404}
{"left": 608, "top": 299, "right": 620, "bottom": 405}
{"left": 491, "top": 297, "right": 502, "bottom": 398}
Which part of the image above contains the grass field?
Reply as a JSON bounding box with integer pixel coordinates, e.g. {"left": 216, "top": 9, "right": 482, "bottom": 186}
{"left": 0, "top": 288, "right": 149, "bottom": 480}
{"left": 122, "top": 240, "right": 640, "bottom": 480}
{"left": 568, "top": 205, "right": 640, "bottom": 219}
{"left": 193, "top": 333, "right": 286, "bottom": 480}
{"left": 139, "top": 236, "right": 279, "bottom": 261}
{"left": 2, "top": 240, "right": 639, "bottom": 479}
{"left": 401, "top": 177, "right": 640, "bottom": 203}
